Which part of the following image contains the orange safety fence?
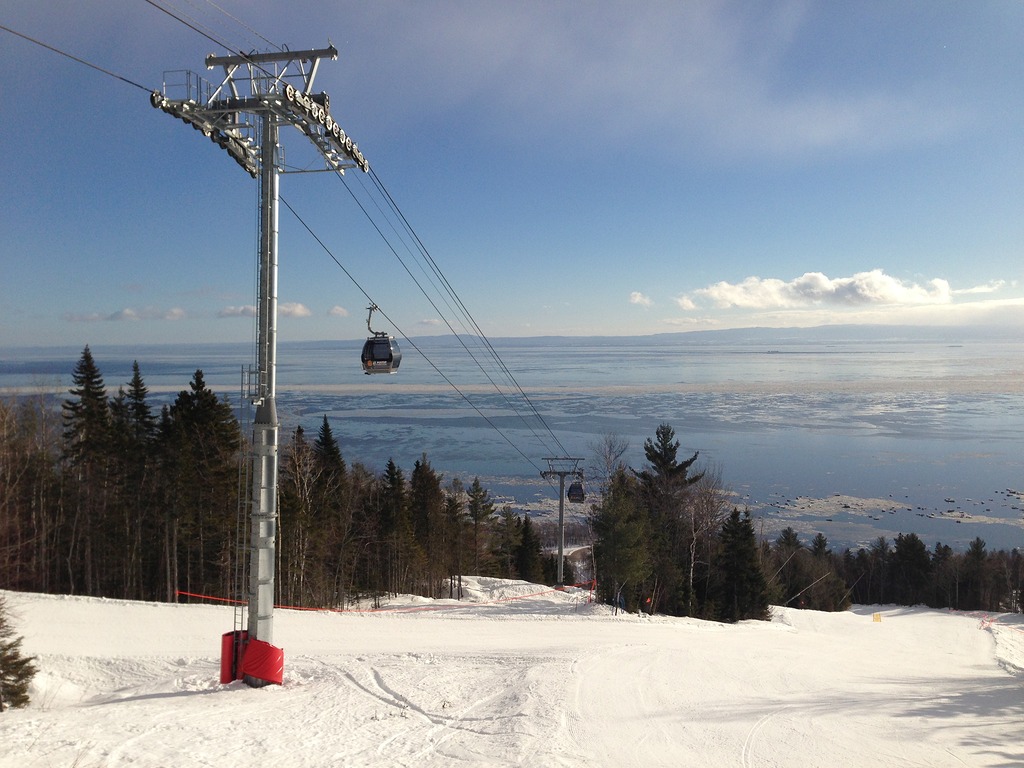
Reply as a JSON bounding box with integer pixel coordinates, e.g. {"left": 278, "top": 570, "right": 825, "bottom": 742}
{"left": 945, "top": 607, "right": 1024, "bottom": 636}
{"left": 176, "top": 579, "right": 597, "bottom": 615}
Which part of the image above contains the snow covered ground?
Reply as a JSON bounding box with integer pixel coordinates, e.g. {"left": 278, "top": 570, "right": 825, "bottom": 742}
{"left": 2, "top": 580, "right": 1022, "bottom": 767}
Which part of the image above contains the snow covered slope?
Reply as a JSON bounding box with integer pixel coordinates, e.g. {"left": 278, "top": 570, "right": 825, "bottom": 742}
{"left": 2, "top": 580, "right": 1022, "bottom": 767}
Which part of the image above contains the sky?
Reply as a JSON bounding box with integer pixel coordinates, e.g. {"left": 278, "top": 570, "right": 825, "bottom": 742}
{"left": 3, "top": 582, "right": 1023, "bottom": 766}
{"left": 1, "top": 1, "right": 1022, "bottom": 347}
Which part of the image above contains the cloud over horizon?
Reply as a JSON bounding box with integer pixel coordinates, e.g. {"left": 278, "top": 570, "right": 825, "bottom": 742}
{"left": 677, "top": 270, "right": 966, "bottom": 311}
{"left": 279, "top": 303, "right": 312, "bottom": 318}
{"left": 65, "top": 307, "right": 187, "bottom": 323}
{"left": 218, "top": 306, "right": 256, "bottom": 318}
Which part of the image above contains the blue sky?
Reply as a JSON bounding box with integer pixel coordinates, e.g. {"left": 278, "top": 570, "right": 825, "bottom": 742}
{"left": 2, "top": 1, "right": 1022, "bottom": 347}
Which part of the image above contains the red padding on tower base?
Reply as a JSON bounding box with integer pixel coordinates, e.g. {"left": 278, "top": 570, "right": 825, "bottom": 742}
{"left": 240, "top": 638, "right": 285, "bottom": 685}
{"left": 220, "top": 630, "right": 248, "bottom": 684}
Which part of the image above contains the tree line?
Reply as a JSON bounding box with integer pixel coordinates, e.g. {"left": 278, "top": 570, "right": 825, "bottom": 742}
{"left": 589, "top": 425, "right": 1023, "bottom": 619}
{"left": 0, "top": 347, "right": 563, "bottom": 608}
{"left": 1, "top": 349, "right": 1021, "bottom": 623}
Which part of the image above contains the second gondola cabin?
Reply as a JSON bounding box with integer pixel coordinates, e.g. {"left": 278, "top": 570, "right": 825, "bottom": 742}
{"left": 361, "top": 303, "right": 402, "bottom": 374}
{"left": 361, "top": 333, "right": 401, "bottom": 374}
{"left": 567, "top": 480, "right": 585, "bottom": 504}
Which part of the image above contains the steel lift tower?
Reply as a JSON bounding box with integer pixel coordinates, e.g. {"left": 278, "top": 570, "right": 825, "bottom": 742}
{"left": 152, "top": 44, "right": 368, "bottom": 687}
{"left": 541, "top": 457, "right": 585, "bottom": 585}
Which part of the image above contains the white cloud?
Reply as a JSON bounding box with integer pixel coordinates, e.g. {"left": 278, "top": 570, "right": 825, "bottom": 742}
{"left": 662, "top": 316, "right": 720, "bottom": 328}
{"left": 953, "top": 280, "right": 1006, "bottom": 295}
{"left": 419, "top": 318, "right": 442, "bottom": 327}
{"left": 329, "top": 306, "right": 350, "bottom": 317}
{"left": 219, "top": 306, "right": 256, "bottom": 318}
{"left": 629, "top": 291, "right": 653, "bottom": 308}
{"left": 682, "top": 270, "right": 954, "bottom": 310}
{"left": 221, "top": 303, "right": 311, "bottom": 319}
{"left": 279, "top": 303, "right": 312, "bottom": 318}
{"left": 63, "top": 312, "right": 105, "bottom": 323}
{"left": 65, "top": 307, "right": 188, "bottom": 322}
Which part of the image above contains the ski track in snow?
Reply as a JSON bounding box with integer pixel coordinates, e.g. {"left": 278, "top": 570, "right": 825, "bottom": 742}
{"left": 1, "top": 583, "right": 1023, "bottom": 767}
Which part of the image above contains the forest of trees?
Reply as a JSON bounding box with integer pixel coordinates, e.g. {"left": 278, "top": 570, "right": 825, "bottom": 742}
{"left": 1, "top": 349, "right": 1022, "bottom": 625}
{"left": 0, "top": 347, "right": 560, "bottom": 609}
{"left": 588, "top": 425, "right": 1023, "bottom": 619}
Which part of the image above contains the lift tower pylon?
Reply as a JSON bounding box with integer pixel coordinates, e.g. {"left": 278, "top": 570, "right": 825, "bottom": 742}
{"left": 541, "top": 457, "right": 585, "bottom": 585}
{"left": 153, "top": 44, "right": 369, "bottom": 687}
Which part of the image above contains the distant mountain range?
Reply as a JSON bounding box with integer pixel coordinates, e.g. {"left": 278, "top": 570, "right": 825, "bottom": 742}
{"left": 391, "top": 323, "right": 1022, "bottom": 348}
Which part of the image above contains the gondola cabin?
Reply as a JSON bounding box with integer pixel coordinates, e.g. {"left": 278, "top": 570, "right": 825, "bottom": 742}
{"left": 566, "top": 481, "right": 585, "bottom": 504}
{"left": 361, "top": 333, "right": 402, "bottom": 374}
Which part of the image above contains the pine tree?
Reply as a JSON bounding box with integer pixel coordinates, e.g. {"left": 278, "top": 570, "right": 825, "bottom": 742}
{"left": 631, "top": 423, "right": 703, "bottom": 615}
{"left": 312, "top": 416, "right": 354, "bottom": 607}
{"left": 0, "top": 595, "right": 37, "bottom": 712}
{"left": 157, "top": 370, "right": 242, "bottom": 600}
{"left": 772, "top": 527, "right": 805, "bottom": 606}
{"left": 410, "top": 455, "right": 444, "bottom": 596}
{"left": 466, "top": 477, "right": 496, "bottom": 575}
{"left": 379, "top": 459, "right": 413, "bottom": 595}
{"left": 314, "top": 415, "right": 346, "bottom": 477}
{"left": 108, "top": 362, "right": 158, "bottom": 600}
{"left": 891, "top": 533, "right": 932, "bottom": 605}
{"left": 963, "top": 537, "right": 990, "bottom": 610}
{"left": 517, "top": 514, "right": 543, "bottom": 584}
{"left": 811, "top": 532, "right": 830, "bottom": 559}
{"left": 492, "top": 506, "right": 521, "bottom": 579}
{"left": 931, "top": 542, "right": 959, "bottom": 608}
{"left": 868, "top": 536, "right": 891, "bottom": 604}
{"left": 592, "top": 467, "right": 649, "bottom": 609}
{"left": 61, "top": 345, "right": 112, "bottom": 595}
{"left": 443, "top": 478, "right": 467, "bottom": 598}
{"left": 716, "top": 509, "right": 770, "bottom": 623}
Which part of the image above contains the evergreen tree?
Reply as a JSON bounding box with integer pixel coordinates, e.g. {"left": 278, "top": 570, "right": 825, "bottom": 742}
{"left": 516, "top": 514, "right": 543, "bottom": 583}
{"left": 61, "top": 345, "right": 112, "bottom": 595}
{"left": 591, "top": 468, "right": 650, "bottom": 610}
{"left": 157, "top": 370, "right": 242, "bottom": 600}
{"left": 930, "top": 542, "right": 959, "bottom": 608}
{"left": 631, "top": 423, "right": 703, "bottom": 615}
{"left": 312, "top": 417, "right": 354, "bottom": 606}
{"left": 491, "top": 506, "right": 521, "bottom": 579}
{"left": 963, "top": 537, "right": 991, "bottom": 610}
{"left": 379, "top": 459, "right": 414, "bottom": 595}
{"left": 803, "top": 534, "right": 850, "bottom": 611}
{"left": 811, "top": 532, "right": 830, "bottom": 559}
{"left": 635, "top": 424, "right": 702, "bottom": 485}
{"left": 466, "top": 477, "right": 496, "bottom": 574}
{"left": 0, "top": 595, "right": 37, "bottom": 712}
{"left": 314, "top": 415, "right": 346, "bottom": 476}
{"left": 771, "top": 527, "right": 804, "bottom": 606}
{"left": 716, "top": 509, "right": 770, "bottom": 622}
{"left": 107, "top": 362, "right": 159, "bottom": 600}
{"left": 868, "top": 536, "right": 891, "bottom": 604}
{"left": 891, "top": 533, "right": 931, "bottom": 605}
{"left": 63, "top": 346, "right": 110, "bottom": 457}
{"left": 443, "top": 478, "right": 468, "bottom": 598}
{"left": 410, "top": 455, "right": 444, "bottom": 596}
